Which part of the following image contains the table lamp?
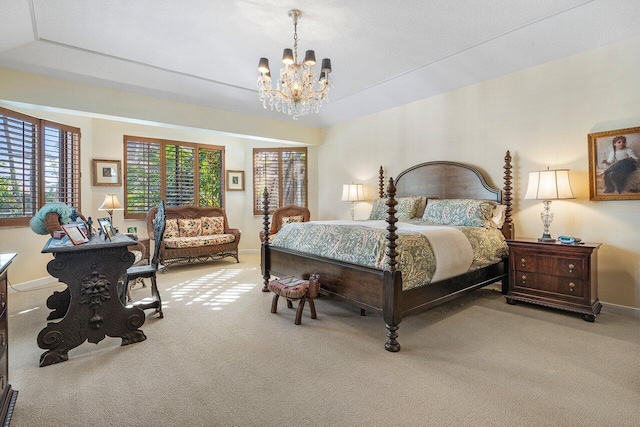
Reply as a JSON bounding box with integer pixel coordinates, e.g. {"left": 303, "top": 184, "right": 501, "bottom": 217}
{"left": 98, "top": 194, "right": 124, "bottom": 224}
{"left": 341, "top": 183, "right": 365, "bottom": 221}
{"left": 525, "top": 168, "right": 575, "bottom": 242}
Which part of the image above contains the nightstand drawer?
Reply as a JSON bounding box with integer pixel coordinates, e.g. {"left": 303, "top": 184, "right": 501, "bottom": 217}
{"left": 511, "top": 251, "right": 587, "bottom": 280}
{"left": 513, "top": 270, "right": 585, "bottom": 298}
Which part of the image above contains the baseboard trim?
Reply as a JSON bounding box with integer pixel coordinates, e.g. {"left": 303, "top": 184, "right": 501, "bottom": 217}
{"left": 601, "top": 302, "right": 640, "bottom": 318}
{"left": 8, "top": 276, "right": 57, "bottom": 293}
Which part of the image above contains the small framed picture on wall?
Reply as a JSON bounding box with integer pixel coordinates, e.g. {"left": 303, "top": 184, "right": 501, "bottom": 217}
{"left": 226, "top": 170, "right": 245, "bottom": 191}
{"left": 92, "top": 159, "right": 122, "bottom": 186}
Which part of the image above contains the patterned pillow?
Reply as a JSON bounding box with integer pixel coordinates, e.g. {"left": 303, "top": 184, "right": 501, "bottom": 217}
{"left": 421, "top": 198, "right": 497, "bottom": 227}
{"left": 281, "top": 215, "right": 303, "bottom": 227}
{"left": 178, "top": 218, "right": 202, "bottom": 237}
{"left": 368, "top": 196, "right": 424, "bottom": 220}
{"left": 202, "top": 216, "right": 225, "bottom": 235}
{"left": 163, "top": 218, "right": 179, "bottom": 239}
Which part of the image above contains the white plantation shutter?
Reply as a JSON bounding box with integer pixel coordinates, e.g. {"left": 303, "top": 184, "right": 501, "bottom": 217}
{"left": 253, "top": 148, "right": 307, "bottom": 215}
{"left": 0, "top": 107, "right": 80, "bottom": 226}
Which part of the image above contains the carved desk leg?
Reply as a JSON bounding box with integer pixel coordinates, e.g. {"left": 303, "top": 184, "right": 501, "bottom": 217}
{"left": 38, "top": 246, "right": 146, "bottom": 367}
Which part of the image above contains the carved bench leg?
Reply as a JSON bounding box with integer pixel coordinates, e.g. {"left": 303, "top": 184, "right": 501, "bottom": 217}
{"left": 295, "top": 297, "right": 306, "bottom": 325}
{"left": 286, "top": 299, "right": 293, "bottom": 309}
{"left": 271, "top": 294, "right": 279, "bottom": 313}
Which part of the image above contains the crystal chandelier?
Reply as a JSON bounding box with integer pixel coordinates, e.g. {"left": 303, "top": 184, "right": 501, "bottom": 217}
{"left": 257, "top": 9, "right": 332, "bottom": 120}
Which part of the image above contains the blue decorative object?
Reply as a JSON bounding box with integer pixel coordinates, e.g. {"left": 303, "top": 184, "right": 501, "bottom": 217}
{"left": 29, "top": 202, "right": 74, "bottom": 235}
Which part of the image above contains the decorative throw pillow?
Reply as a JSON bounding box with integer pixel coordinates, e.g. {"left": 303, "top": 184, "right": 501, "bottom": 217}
{"left": 368, "top": 198, "right": 388, "bottom": 220}
{"left": 281, "top": 215, "right": 304, "bottom": 227}
{"left": 414, "top": 196, "right": 428, "bottom": 219}
{"left": 368, "top": 196, "right": 424, "bottom": 220}
{"left": 202, "top": 216, "right": 225, "bottom": 235}
{"left": 178, "top": 218, "right": 202, "bottom": 237}
{"left": 490, "top": 205, "right": 507, "bottom": 228}
{"left": 421, "top": 198, "right": 496, "bottom": 227}
{"left": 163, "top": 218, "right": 180, "bottom": 239}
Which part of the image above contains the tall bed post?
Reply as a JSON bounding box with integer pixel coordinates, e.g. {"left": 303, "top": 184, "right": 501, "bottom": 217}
{"left": 383, "top": 178, "right": 402, "bottom": 352}
{"left": 378, "top": 166, "right": 385, "bottom": 198}
{"left": 502, "top": 150, "right": 514, "bottom": 240}
{"left": 261, "top": 187, "right": 271, "bottom": 292}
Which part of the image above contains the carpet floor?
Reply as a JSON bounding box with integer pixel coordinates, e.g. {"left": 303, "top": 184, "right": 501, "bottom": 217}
{"left": 7, "top": 253, "right": 640, "bottom": 426}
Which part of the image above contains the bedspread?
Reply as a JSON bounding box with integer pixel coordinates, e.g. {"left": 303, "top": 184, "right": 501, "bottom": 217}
{"left": 270, "top": 220, "right": 508, "bottom": 290}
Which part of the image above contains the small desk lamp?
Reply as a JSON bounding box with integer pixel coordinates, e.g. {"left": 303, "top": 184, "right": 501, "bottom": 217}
{"left": 98, "top": 194, "right": 124, "bottom": 224}
{"left": 341, "top": 183, "right": 365, "bottom": 221}
{"left": 525, "top": 168, "right": 575, "bottom": 242}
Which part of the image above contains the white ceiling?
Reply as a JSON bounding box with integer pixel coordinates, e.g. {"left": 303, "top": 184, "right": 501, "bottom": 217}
{"left": 1, "top": 0, "right": 639, "bottom": 128}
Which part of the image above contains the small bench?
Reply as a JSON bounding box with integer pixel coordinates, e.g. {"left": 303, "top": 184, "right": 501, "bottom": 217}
{"left": 267, "top": 274, "right": 320, "bottom": 325}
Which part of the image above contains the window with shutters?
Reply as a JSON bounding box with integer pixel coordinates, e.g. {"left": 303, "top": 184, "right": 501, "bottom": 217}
{"left": 253, "top": 148, "right": 307, "bottom": 215}
{"left": 124, "top": 136, "right": 224, "bottom": 219}
{"left": 0, "top": 107, "right": 80, "bottom": 226}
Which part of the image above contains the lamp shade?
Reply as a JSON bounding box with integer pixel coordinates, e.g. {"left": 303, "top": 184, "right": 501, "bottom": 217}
{"left": 341, "top": 184, "right": 365, "bottom": 202}
{"left": 525, "top": 169, "right": 575, "bottom": 200}
{"left": 98, "top": 194, "right": 124, "bottom": 211}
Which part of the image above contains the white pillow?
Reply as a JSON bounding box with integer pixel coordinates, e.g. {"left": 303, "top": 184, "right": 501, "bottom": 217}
{"left": 491, "top": 205, "right": 507, "bottom": 228}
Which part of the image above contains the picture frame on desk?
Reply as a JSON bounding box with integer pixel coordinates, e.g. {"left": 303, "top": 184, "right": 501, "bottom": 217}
{"left": 61, "top": 224, "right": 89, "bottom": 245}
{"left": 97, "top": 217, "right": 115, "bottom": 241}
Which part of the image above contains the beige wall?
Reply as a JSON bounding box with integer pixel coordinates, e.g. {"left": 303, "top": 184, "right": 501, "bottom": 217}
{"left": 0, "top": 75, "right": 319, "bottom": 285}
{"left": 319, "top": 35, "right": 640, "bottom": 310}
{"left": 1, "top": 35, "right": 639, "bottom": 311}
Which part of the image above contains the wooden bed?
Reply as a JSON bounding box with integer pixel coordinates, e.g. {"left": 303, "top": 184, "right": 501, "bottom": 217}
{"left": 261, "top": 151, "right": 514, "bottom": 352}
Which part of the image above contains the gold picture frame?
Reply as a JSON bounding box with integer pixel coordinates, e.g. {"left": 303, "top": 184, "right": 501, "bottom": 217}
{"left": 226, "top": 170, "right": 245, "bottom": 191}
{"left": 588, "top": 126, "right": 640, "bottom": 200}
{"left": 92, "top": 159, "right": 122, "bottom": 186}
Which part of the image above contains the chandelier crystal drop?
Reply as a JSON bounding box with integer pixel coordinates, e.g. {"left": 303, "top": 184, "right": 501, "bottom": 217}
{"left": 257, "top": 9, "right": 332, "bottom": 120}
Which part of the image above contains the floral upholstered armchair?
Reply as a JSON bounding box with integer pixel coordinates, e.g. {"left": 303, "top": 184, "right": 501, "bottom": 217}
{"left": 259, "top": 205, "right": 311, "bottom": 242}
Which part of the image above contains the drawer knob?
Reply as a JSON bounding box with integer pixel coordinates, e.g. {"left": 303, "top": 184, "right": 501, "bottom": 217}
{"left": 521, "top": 274, "right": 527, "bottom": 285}
{"left": 569, "top": 264, "right": 574, "bottom": 273}
{"left": 569, "top": 282, "right": 575, "bottom": 292}
{"left": 521, "top": 258, "right": 526, "bottom": 267}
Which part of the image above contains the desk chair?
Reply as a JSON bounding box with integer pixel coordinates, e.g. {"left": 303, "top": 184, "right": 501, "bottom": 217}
{"left": 122, "top": 200, "right": 166, "bottom": 318}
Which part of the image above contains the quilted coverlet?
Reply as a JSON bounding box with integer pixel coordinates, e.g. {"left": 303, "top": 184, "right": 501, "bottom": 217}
{"left": 270, "top": 220, "right": 508, "bottom": 290}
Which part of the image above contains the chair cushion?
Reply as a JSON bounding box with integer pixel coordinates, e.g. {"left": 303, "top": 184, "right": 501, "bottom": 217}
{"left": 164, "top": 234, "right": 235, "bottom": 249}
{"left": 267, "top": 276, "right": 309, "bottom": 299}
{"left": 178, "top": 218, "right": 202, "bottom": 237}
{"left": 281, "top": 215, "right": 303, "bottom": 228}
{"left": 202, "top": 216, "right": 225, "bottom": 235}
{"left": 164, "top": 218, "right": 180, "bottom": 239}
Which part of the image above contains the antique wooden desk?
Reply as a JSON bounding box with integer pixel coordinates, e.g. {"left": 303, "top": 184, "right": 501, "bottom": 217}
{"left": 39, "top": 234, "right": 147, "bottom": 367}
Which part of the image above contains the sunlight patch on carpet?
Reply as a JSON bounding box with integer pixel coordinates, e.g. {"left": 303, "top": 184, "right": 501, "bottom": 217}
{"left": 162, "top": 268, "right": 256, "bottom": 311}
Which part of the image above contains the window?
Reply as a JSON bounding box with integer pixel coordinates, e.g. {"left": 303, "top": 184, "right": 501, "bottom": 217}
{"left": 124, "top": 136, "right": 224, "bottom": 219}
{"left": 253, "top": 148, "right": 307, "bottom": 215}
{"left": 0, "top": 107, "right": 80, "bottom": 226}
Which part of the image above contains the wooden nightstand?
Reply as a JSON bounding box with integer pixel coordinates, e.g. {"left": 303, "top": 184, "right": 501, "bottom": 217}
{"left": 506, "top": 238, "right": 602, "bottom": 322}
